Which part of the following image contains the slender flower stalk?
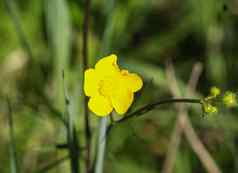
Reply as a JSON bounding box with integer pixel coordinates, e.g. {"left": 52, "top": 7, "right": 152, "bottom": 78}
{"left": 95, "top": 117, "right": 108, "bottom": 173}
{"left": 116, "top": 98, "right": 202, "bottom": 124}
{"left": 106, "top": 98, "right": 202, "bottom": 134}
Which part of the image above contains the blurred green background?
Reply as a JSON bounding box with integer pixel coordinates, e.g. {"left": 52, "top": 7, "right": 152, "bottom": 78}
{"left": 1, "top": 0, "right": 238, "bottom": 172}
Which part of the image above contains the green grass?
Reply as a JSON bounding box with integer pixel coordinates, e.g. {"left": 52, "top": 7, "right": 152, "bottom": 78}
{"left": 1, "top": 0, "right": 238, "bottom": 173}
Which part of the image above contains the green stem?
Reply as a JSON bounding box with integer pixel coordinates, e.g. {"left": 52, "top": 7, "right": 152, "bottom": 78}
{"left": 107, "top": 98, "right": 202, "bottom": 130}
{"left": 95, "top": 117, "right": 108, "bottom": 173}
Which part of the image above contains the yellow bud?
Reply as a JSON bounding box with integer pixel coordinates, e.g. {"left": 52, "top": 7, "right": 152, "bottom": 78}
{"left": 210, "top": 86, "right": 221, "bottom": 97}
{"left": 203, "top": 102, "right": 218, "bottom": 113}
{"left": 223, "top": 91, "right": 237, "bottom": 108}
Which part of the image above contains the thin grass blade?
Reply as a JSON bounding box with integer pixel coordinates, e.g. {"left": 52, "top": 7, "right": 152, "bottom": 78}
{"left": 6, "top": 99, "right": 18, "bottom": 173}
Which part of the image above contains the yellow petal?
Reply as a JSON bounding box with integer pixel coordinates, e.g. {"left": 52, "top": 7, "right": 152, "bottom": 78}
{"left": 111, "top": 87, "right": 134, "bottom": 115}
{"left": 84, "top": 68, "right": 100, "bottom": 96}
{"left": 95, "top": 54, "right": 120, "bottom": 77}
{"left": 121, "top": 69, "right": 143, "bottom": 92}
{"left": 88, "top": 95, "right": 113, "bottom": 116}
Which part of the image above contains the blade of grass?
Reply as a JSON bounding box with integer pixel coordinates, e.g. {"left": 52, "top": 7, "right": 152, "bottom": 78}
{"left": 63, "top": 72, "right": 80, "bottom": 173}
{"left": 36, "top": 155, "right": 69, "bottom": 173}
{"left": 82, "top": 0, "right": 92, "bottom": 172}
{"left": 35, "top": 145, "right": 86, "bottom": 173}
{"left": 6, "top": 98, "right": 18, "bottom": 173}
{"left": 3, "top": 0, "right": 33, "bottom": 59}
{"left": 45, "top": 2, "right": 74, "bottom": 172}
{"left": 100, "top": 0, "right": 116, "bottom": 56}
{"left": 45, "top": 0, "right": 71, "bottom": 111}
{"left": 4, "top": 0, "right": 66, "bottom": 124}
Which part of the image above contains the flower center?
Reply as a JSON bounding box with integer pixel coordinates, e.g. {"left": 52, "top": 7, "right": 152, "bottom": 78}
{"left": 98, "top": 77, "right": 117, "bottom": 97}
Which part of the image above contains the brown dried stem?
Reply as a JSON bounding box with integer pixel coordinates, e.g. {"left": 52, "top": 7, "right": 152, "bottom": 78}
{"left": 162, "top": 60, "right": 221, "bottom": 173}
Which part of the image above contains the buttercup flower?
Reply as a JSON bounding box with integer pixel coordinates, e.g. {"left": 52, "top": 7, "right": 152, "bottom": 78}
{"left": 84, "top": 54, "right": 143, "bottom": 116}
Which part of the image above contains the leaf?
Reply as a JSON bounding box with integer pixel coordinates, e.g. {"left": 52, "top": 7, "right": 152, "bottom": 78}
{"left": 7, "top": 99, "right": 18, "bottom": 173}
{"left": 45, "top": 0, "right": 71, "bottom": 110}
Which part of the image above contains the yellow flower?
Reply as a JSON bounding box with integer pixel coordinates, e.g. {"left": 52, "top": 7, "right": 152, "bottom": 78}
{"left": 84, "top": 54, "right": 143, "bottom": 116}
{"left": 223, "top": 91, "right": 237, "bottom": 108}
